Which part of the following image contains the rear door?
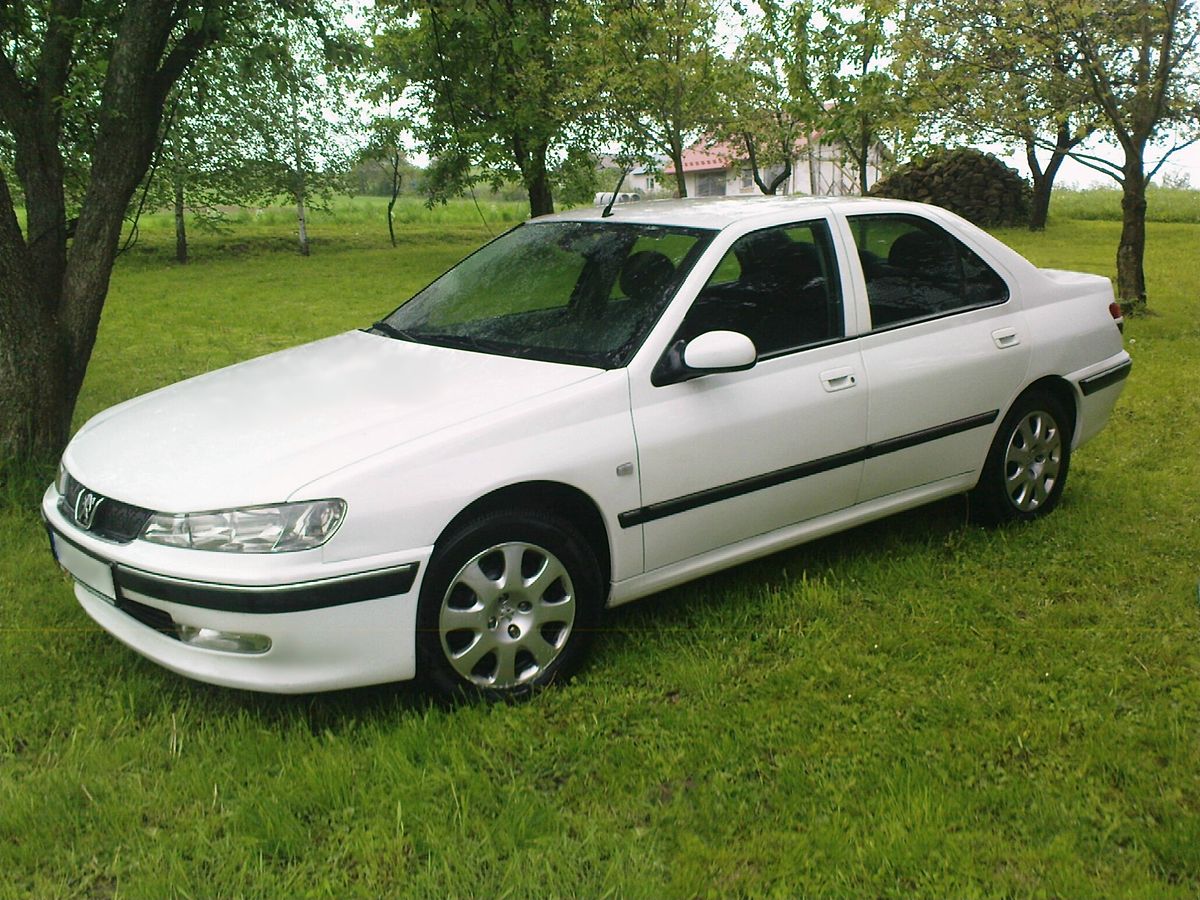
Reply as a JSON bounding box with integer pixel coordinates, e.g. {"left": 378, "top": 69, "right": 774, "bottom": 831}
{"left": 843, "top": 212, "right": 1030, "bottom": 501}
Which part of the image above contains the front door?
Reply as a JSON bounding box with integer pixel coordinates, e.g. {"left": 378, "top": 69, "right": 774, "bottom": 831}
{"left": 626, "top": 219, "right": 869, "bottom": 572}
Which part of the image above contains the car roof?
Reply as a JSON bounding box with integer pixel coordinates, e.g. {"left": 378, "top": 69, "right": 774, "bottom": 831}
{"left": 535, "top": 194, "right": 891, "bottom": 230}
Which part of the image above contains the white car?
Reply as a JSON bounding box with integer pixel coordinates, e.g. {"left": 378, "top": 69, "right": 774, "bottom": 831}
{"left": 44, "top": 196, "right": 1131, "bottom": 699}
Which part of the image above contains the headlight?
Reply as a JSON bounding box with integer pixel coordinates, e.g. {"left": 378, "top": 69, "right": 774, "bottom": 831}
{"left": 141, "top": 499, "right": 346, "bottom": 553}
{"left": 56, "top": 460, "right": 69, "bottom": 496}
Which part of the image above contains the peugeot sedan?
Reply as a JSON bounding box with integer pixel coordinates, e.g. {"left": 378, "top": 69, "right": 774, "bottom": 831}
{"left": 44, "top": 196, "right": 1131, "bottom": 699}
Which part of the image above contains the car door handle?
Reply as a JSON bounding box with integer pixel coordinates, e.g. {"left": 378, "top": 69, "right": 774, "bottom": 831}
{"left": 992, "top": 327, "right": 1021, "bottom": 349}
{"left": 819, "top": 367, "right": 858, "bottom": 392}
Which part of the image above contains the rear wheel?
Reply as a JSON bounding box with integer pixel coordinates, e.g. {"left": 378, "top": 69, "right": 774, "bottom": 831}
{"left": 970, "top": 390, "right": 1072, "bottom": 525}
{"left": 416, "top": 510, "right": 601, "bottom": 700}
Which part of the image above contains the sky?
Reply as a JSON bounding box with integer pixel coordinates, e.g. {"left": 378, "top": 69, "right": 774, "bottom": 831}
{"left": 1002, "top": 139, "right": 1199, "bottom": 189}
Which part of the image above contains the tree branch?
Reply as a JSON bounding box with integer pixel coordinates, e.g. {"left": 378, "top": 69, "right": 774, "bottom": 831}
{"left": 1146, "top": 135, "right": 1200, "bottom": 181}
{"left": 154, "top": 1, "right": 223, "bottom": 104}
{"left": 37, "top": 0, "right": 84, "bottom": 109}
{"left": 0, "top": 43, "right": 32, "bottom": 138}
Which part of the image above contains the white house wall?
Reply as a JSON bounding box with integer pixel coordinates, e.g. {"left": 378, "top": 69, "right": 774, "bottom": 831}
{"left": 670, "top": 145, "right": 884, "bottom": 199}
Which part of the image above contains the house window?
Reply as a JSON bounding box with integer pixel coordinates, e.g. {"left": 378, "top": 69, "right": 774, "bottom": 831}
{"left": 696, "top": 172, "right": 726, "bottom": 196}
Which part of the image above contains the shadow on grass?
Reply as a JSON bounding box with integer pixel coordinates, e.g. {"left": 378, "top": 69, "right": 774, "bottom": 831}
{"left": 137, "top": 664, "right": 435, "bottom": 734}
{"left": 598, "top": 493, "right": 973, "bottom": 639}
{"left": 28, "top": 486, "right": 978, "bottom": 731}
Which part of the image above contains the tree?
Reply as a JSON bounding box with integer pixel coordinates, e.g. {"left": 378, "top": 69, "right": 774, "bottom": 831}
{"left": 0, "top": 1, "right": 351, "bottom": 469}
{"left": 0, "top": 1, "right": 239, "bottom": 469}
{"left": 1041, "top": 0, "right": 1200, "bottom": 312}
{"left": 361, "top": 54, "right": 410, "bottom": 247}
{"left": 738, "top": 0, "right": 914, "bottom": 197}
{"left": 900, "top": 0, "right": 1097, "bottom": 230}
{"left": 715, "top": 13, "right": 813, "bottom": 195}
{"left": 152, "top": 54, "right": 280, "bottom": 263}
{"left": 374, "top": 0, "right": 598, "bottom": 218}
{"left": 362, "top": 111, "right": 410, "bottom": 247}
{"left": 250, "top": 10, "right": 361, "bottom": 255}
{"left": 807, "top": 0, "right": 914, "bottom": 194}
{"left": 596, "top": 0, "right": 725, "bottom": 198}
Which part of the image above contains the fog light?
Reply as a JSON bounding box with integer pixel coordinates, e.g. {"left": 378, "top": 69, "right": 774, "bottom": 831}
{"left": 176, "top": 624, "right": 271, "bottom": 654}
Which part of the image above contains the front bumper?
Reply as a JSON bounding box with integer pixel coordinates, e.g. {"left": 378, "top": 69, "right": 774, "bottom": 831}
{"left": 43, "top": 486, "right": 432, "bottom": 693}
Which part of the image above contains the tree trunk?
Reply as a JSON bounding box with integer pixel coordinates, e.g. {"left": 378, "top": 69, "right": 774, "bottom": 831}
{"left": 1026, "top": 124, "right": 1077, "bottom": 231}
{"left": 525, "top": 144, "right": 554, "bottom": 218}
{"left": 295, "top": 187, "right": 309, "bottom": 256}
{"left": 1028, "top": 182, "right": 1050, "bottom": 232}
{"left": 174, "top": 175, "right": 188, "bottom": 263}
{"left": 290, "top": 85, "right": 310, "bottom": 256}
{"left": 858, "top": 142, "right": 870, "bottom": 195}
{"left": 0, "top": 0, "right": 223, "bottom": 468}
{"left": 0, "top": 173, "right": 72, "bottom": 471}
{"left": 744, "top": 134, "right": 791, "bottom": 195}
{"left": 1117, "top": 157, "right": 1148, "bottom": 314}
{"left": 386, "top": 153, "right": 401, "bottom": 248}
{"left": 668, "top": 137, "right": 687, "bottom": 198}
{"left": 511, "top": 134, "right": 554, "bottom": 218}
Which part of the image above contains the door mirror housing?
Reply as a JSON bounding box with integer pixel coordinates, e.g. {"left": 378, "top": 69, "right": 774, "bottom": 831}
{"left": 652, "top": 330, "right": 757, "bottom": 386}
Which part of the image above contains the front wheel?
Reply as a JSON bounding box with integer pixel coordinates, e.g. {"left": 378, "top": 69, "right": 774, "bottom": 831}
{"left": 416, "top": 510, "right": 602, "bottom": 700}
{"left": 970, "top": 390, "right": 1072, "bottom": 525}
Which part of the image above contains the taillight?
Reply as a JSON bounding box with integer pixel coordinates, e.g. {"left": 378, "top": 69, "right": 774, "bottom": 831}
{"left": 1108, "top": 301, "right": 1124, "bottom": 332}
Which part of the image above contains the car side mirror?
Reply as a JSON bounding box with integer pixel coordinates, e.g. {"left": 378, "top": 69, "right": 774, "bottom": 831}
{"left": 652, "top": 330, "right": 757, "bottom": 387}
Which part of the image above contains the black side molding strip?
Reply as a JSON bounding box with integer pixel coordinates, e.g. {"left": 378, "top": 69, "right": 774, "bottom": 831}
{"left": 618, "top": 410, "right": 999, "bottom": 528}
{"left": 1079, "top": 359, "right": 1132, "bottom": 396}
{"left": 114, "top": 564, "right": 420, "bottom": 615}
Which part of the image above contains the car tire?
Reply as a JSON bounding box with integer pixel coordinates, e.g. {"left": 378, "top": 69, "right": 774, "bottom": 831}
{"left": 970, "top": 389, "right": 1072, "bottom": 526}
{"left": 416, "top": 509, "right": 602, "bottom": 701}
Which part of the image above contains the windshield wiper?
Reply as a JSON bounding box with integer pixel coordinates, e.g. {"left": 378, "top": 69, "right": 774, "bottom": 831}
{"left": 413, "top": 332, "right": 492, "bottom": 353}
{"left": 367, "top": 322, "right": 493, "bottom": 354}
{"left": 367, "top": 321, "right": 418, "bottom": 341}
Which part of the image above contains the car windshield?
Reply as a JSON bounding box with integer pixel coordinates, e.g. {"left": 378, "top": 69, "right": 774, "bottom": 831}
{"left": 372, "top": 220, "right": 715, "bottom": 367}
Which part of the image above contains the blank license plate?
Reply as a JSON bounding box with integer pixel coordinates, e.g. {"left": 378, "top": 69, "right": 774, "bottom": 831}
{"left": 51, "top": 532, "right": 116, "bottom": 601}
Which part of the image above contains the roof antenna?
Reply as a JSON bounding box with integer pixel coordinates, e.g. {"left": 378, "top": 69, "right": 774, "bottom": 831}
{"left": 601, "top": 166, "right": 630, "bottom": 218}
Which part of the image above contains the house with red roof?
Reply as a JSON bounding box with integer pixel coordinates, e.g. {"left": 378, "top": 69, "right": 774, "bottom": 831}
{"left": 655, "top": 135, "right": 886, "bottom": 198}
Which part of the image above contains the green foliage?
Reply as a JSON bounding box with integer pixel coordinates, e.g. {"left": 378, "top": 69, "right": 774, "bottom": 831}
{"left": 129, "top": 1, "right": 365, "bottom": 254}
{"left": 596, "top": 0, "right": 726, "bottom": 197}
{"left": 900, "top": 0, "right": 1096, "bottom": 173}
{"left": 807, "top": 0, "right": 918, "bottom": 188}
{"left": 2, "top": 212, "right": 1199, "bottom": 894}
{"left": 372, "top": 0, "right": 599, "bottom": 215}
{"left": 712, "top": 5, "right": 812, "bottom": 194}
{"left": 871, "top": 148, "right": 1032, "bottom": 226}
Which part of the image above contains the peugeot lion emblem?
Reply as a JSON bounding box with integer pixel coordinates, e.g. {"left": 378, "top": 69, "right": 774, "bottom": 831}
{"left": 74, "top": 490, "right": 105, "bottom": 530}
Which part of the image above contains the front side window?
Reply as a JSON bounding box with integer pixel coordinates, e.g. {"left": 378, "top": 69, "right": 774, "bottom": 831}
{"left": 672, "top": 220, "right": 844, "bottom": 358}
{"left": 848, "top": 214, "right": 1009, "bottom": 329}
{"left": 374, "top": 221, "right": 714, "bottom": 368}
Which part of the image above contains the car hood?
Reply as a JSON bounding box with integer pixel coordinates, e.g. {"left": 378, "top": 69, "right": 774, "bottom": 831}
{"left": 65, "top": 330, "right": 602, "bottom": 512}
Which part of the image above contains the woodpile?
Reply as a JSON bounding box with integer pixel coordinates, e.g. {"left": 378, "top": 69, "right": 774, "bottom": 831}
{"left": 870, "top": 149, "right": 1031, "bottom": 227}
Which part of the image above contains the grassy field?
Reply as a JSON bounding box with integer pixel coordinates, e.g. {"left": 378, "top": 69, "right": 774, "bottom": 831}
{"left": 1, "top": 200, "right": 1198, "bottom": 897}
{"left": 1048, "top": 185, "right": 1200, "bottom": 224}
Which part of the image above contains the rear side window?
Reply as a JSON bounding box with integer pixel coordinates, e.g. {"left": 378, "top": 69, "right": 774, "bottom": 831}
{"left": 848, "top": 214, "right": 1009, "bottom": 329}
{"left": 675, "top": 220, "right": 844, "bottom": 358}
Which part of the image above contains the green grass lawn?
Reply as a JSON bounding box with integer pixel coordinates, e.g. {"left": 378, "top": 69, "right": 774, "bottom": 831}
{"left": 2, "top": 202, "right": 1198, "bottom": 897}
